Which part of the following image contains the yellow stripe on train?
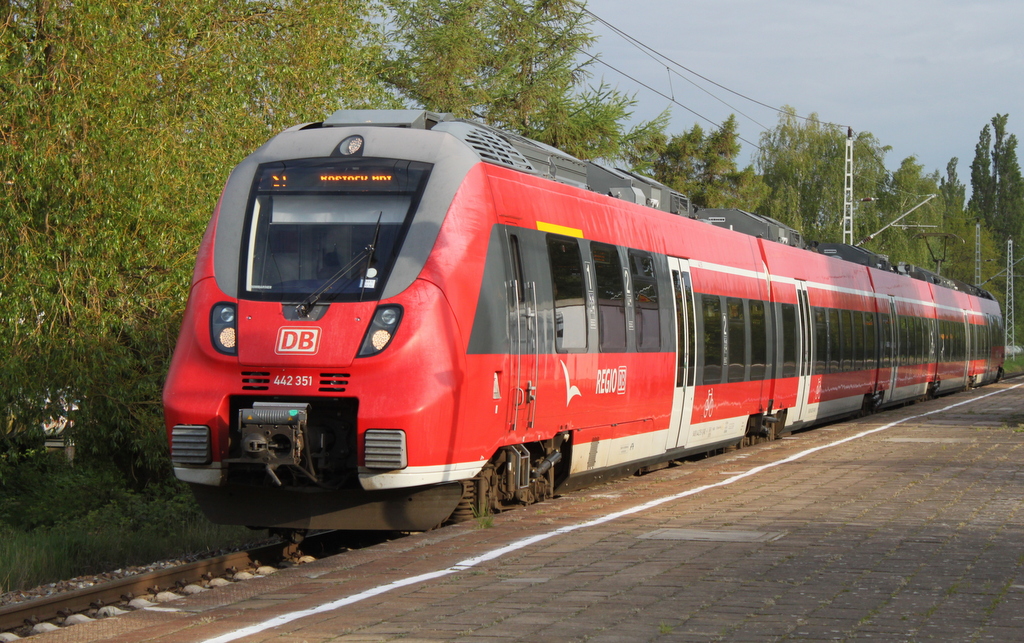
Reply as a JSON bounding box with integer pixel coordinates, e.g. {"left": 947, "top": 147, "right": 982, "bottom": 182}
{"left": 536, "top": 221, "right": 583, "bottom": 238}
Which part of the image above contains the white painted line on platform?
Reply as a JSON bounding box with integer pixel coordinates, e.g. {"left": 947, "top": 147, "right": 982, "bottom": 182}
{"left": 202, "top": 383, "right": 1022, "bottom": 643}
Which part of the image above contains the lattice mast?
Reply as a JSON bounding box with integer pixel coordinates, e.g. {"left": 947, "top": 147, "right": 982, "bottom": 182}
{"left": 1007, "top": 238, "right": 1015, "bottom": 350}
{"left": 975, "top": 219, "right": 982, "bottom": 286}
{"left": 842, "top": 128, "right": 854, "bottom": 244}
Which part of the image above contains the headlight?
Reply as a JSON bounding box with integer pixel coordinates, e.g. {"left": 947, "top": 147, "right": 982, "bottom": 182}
{"left": 357, "top": 305, "right": 403, "bottom": 357}
{"left": 338, "top": 135, "right": 364, "bottom": 156}
{"left": 211, "top": 303, "right": 238, "bottom": 355}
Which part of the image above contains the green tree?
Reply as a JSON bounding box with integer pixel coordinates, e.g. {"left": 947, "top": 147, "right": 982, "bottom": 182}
{"left": 969, "top": 114, "right": 1024, "bottom": 243}
{"left": 622, "top": 114, "right": 766, "bottom": 210}
{"left": 383, "top": 0, "right": 654, "bottom": 160}
{"left": 0, "top": 0, "right": 392, "bottom": 480}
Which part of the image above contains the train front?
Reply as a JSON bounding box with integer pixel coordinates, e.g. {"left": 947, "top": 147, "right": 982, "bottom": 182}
{"left": 162, "top": 111, "right": 483, "bottom": 532}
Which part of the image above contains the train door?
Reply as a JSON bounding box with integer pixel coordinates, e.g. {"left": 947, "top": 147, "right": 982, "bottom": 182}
{"left": 960, "top": 311, "right": 971, "bottom": 387}
{"left": 883, "top": 296, "right": 899, "bottom": 403}
{"left": 792, "top": 281, "right": 813, "bottom": 422}
{"left": 667, "top": 257, "right": 697, "bottom": 449}
{"left": 505, "top": 231, "right": 539, "bottom": 433}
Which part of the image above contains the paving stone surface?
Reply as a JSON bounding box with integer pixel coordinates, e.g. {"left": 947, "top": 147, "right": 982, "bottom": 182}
{"left": 32, "top": 380, "right": 1024, "bottom": 642}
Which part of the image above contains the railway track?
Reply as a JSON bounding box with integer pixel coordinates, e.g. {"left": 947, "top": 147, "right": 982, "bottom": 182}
{"left": 0, "top": 531, "right": 384, "bottom": 638}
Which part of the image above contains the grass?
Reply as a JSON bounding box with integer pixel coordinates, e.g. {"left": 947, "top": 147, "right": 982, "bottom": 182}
{"left": 0, "top": 515, "right": 263, "bottom": 595}
{"left": 1003, "top": 355, "right": 1024, "bottom": 376}
{"left": 473, "top": 504, "right": 494, "bottom": 529}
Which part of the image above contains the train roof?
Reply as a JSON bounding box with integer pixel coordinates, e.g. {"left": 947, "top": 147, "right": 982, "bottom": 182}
{"left": 324, "top": 109, "right": 692, "bottom": 217}
{"left": 694, "top": 208, "right": 805, "bottom": 249}
{"left": 313, "top": 109, "right": 996, "bottom": 305}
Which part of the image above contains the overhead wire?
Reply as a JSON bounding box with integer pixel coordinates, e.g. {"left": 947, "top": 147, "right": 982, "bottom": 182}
{"left": 581, "top": 52, "right": 764, "bottom": 151}
{"left": 579, "top": 4, "right": 850, "bottom": 132}
{"left": 579, "top": 4, "right": 934, "bottom": 203}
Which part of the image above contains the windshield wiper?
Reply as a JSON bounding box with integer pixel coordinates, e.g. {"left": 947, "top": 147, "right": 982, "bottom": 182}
{"left": 295, "top": 212, "right": 383, "bottom": 317}
{"left": 358, "top": 213, "right": 384, "bottom": 302}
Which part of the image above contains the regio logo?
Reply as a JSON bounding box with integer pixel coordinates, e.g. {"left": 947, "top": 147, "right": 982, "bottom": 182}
{"left": 275, "top": 327, "right": 322, "bottom": 355}
{"left": 595, "top": 366, "right": 627, "bottom": 395}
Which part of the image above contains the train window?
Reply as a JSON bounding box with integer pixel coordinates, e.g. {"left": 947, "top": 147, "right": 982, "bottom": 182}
{"left": 958, "top": 322, "right": 966, "bottom": 361}
{"left": 864, "top": 312, "right": 876, "bottom": 368}
{"left": 903, "top": 316, "right": 912, "bottom": 365}
{"left": 956, "top": 321, "right": 963, "bottom": 361}
{"left": 672, "top": 273, "right": 686, "bottom": 386}
{"left": 702, "top": 295, "right": 723, "bottom": 385}
{"left": 879, "top": 312, "right": 891, "bottom": 369}
{"left": 944, "top": 320, "right": 950, "bottom": 361}
{"left": 898, "top": 316, "right": 909, "bottom": 366}
{"left": 243, "top": 159, "right": 431, "bottom": 302}
{"left": 591, "top": 243, "right": 626, "bottom": 352}
{"left": 949, "top": 322, "right": 955, "bottom": 361}
{"left": 913, "top": 316, "right": 921, "bottom": 364}
{"left": 952, "top": 320, "right": 959, "bottom": 360}
{"left": 683, "top": 274, "right": 697, "bottom": 386}
{"left": 853, "top": 311, "right": 865, "bottom": 371}
{"left": 971, "top": 321, "right": 977, "bottom": 361}
{"left": 912, "top": 316, "right": 921, "bottom": 364}
{"left": 672, "top": 271, "right": 697, "bottom": 387}
{"left": 509, "top": 235, "right": 525, "bottom": 304}
{"left": 828, "top": 309, "right": 841, "bottom": 373}
{"left": 928, "top": 318, "right": 936, "bottom": 361}
{"left": 547, "top": 236, "right": 587, "bottom": 352}
{"left": 918, "top": 317, "right": 927, "bottom": 363}
{"left": 917, "top": 318, "right": 926, "bottom": 363}
{"left": 925, "top": 318, "right": 932, "bottom": 362}
{"left": 814, "top": 308, "right": 827, "bottom": 375}
{"left": 841, "top": 310, "right": 854, "bottom": 372}
{"left": 630, "top": 251, "right": 660, "bottom": 351}
{"left": 749, "top": 300, "right": 767, "bottom": 381}
{"left": 727, "top": 298, "right": 746, "bottom": 383}
{"left": 948, "top": 320, "right": 955, "bottom": 361}
{"left": 780, "top": 304, "right": 797, "bottom": 378}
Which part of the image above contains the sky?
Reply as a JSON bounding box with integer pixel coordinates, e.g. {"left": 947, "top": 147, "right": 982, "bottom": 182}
{"left": 582, "top": 0, "right": 1024, "bottom": 185}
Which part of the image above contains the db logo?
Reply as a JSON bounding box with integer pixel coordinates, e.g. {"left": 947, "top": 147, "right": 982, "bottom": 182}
{"left": 275, "top": 327, "right": 321, "bottom": 355}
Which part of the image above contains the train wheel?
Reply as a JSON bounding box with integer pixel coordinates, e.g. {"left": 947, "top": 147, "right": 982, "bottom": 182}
{"left": 448, "top": 480, "right": 477, "bottom": 523}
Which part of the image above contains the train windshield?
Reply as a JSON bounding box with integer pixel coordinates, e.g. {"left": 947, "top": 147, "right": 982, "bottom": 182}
{"left": 242, "top": 158, "right": 431, "bottom": 302}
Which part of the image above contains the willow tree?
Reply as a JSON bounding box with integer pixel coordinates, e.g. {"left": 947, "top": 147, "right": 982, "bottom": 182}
{"left": 383, "top": 0, "right": 657, "bottom": 160}
{"left": 755, "top": 108, "right": 888, "bottom": 243}
{"left": 0, "top": 0, "right": 393, "bottom": 479}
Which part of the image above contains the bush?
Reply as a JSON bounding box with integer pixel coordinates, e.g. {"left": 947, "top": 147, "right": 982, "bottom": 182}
{"left": 0, "top": 451, "right": 264, "bottom": 592}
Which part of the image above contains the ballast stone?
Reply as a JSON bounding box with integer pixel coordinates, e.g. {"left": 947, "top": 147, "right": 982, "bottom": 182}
{"left": 96, "top": 606, "right": 129, "bottom": 617}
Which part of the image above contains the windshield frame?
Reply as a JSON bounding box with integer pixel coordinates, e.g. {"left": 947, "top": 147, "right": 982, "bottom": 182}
{"left": 237, "top": 157, "right": 432, "bottom": 304}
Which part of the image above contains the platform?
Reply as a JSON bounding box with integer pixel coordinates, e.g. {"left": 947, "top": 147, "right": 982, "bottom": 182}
{"left": 38, "top": 379, "right": 1024, "bottom": 642}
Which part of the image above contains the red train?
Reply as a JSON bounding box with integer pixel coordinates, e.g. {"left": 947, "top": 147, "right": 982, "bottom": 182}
{"left": 163, "top": 110, "right": 1004, "bottom": 533}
